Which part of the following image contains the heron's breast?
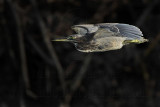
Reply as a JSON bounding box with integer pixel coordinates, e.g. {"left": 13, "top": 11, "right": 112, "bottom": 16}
{"left": 95, "top": 37, "right": 125, "bottom": 50}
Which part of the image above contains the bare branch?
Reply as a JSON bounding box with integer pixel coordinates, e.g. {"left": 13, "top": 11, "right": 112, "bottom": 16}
{"left": 144, "top": 33, "right": 160, "bottom": 57}
{"left": 71, "top": 54, "right": 92, "bottom": 92}
{"left": 26, "top": 36, "right": 55, "bottom": 66}
{"left": 5, "top": 0, "right": 30, "bottom": 90}
{"left": 136, "top": 0, "right": 159, "bottom": 27}
{"left": 30, "top": 0, "right": 66, "bottom": 94}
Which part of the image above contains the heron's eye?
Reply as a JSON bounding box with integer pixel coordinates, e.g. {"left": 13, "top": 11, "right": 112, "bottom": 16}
{"left": 67, "top": 36, "right": 75, "bottom": 40}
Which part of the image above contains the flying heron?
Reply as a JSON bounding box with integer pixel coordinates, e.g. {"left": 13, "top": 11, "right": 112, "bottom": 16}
{"left": 52, "top": 23, "right": 148, "bottom": 52}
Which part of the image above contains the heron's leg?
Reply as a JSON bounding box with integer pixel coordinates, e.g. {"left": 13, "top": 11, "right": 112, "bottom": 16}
{"left": 123, "top": 38, "right": 148, "bottom": 45}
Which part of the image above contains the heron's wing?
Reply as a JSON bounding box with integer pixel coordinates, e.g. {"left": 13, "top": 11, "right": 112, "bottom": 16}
{"left": 96, "top": 23, "right": 143, "bottom": 39}
{"left": 71, "top": 24, "right": 98, "bottom": 35}
{"left": 93, "top": 28, "right": 115, "bottom": 39}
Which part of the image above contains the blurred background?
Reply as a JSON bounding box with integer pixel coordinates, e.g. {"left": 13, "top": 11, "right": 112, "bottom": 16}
{"left": 1, "top": 0, "right": 160, "bottom": 107}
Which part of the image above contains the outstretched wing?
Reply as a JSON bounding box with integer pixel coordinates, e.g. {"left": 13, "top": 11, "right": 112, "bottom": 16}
{"left": 96, "top": 23, "right": 143, "bottom": 39}
{"left": 71, "top": 24, "right": 98, "bottom": 35}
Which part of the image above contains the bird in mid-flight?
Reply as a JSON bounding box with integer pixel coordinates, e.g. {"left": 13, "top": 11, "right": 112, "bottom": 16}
{"left": 52, "top": 23, "right": 148, "bottom": 52}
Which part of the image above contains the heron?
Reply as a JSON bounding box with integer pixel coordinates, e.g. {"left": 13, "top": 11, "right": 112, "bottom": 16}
{"left": 52, "top": 23, "right": 148, "bottom": 52}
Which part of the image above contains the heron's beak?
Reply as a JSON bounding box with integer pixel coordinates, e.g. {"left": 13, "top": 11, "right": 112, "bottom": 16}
{"left": 52, "top": 38, "right": 73, "bottom": 42}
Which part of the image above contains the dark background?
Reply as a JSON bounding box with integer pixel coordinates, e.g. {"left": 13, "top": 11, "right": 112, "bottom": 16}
{"left": 1, "top": 0, "right": 160, "bottom": 107}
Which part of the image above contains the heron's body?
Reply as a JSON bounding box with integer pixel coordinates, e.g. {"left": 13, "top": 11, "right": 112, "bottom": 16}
{"left": 53, "top": 23, "right": 148, "bottom": 52}
{"left": 75, "top": 36, "right": 126, "bottom": 52}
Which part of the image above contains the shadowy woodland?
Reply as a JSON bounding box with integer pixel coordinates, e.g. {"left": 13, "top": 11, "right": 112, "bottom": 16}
{"left": 1, "top": 0, "right": 160, "bottom": 107}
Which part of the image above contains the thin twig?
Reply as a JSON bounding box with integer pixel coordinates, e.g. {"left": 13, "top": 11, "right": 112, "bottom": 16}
{"left": 71, "top": 54, "right": 92, "bottom": 92}
{"left": 26, "top": 35, "right": 55, "bottom": 66}
{"left": 136, "top": 0, "right": 159, "bottom": 27}
{"left": 135, "top": 1, "right": 159, "bottom": 105}
{"left": 132, "top": 1, "right": 158, "bottom": 106}
{"left": 2, "top": 17, "right": 17, "bottom": 69}
{"left": 65, "top": 62, "right": 76, "bottom": 77}
{"left": 144, "top": 33, "right": 160, "bottom": 57}
{"left": 30, "top": 0, "right": 66, "bottom": 94}
{"left": 45, "top": 65, "right": 52, "bottom": 94}
{"left": 5, "top": 0, "right": 30, "bottom": 91}
{"left": 5, "top": 0, "right": 30, "bottom": 106}
{"left": 62, "top": 54, "right": 92, "bottom": 106}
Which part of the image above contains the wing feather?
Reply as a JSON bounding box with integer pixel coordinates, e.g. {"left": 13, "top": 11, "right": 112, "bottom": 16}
{"left": 96, "top": 23, "right": 143, "bottom": 40}
{"left": 71, "top": 24, "right": 98, "bottom": 35}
